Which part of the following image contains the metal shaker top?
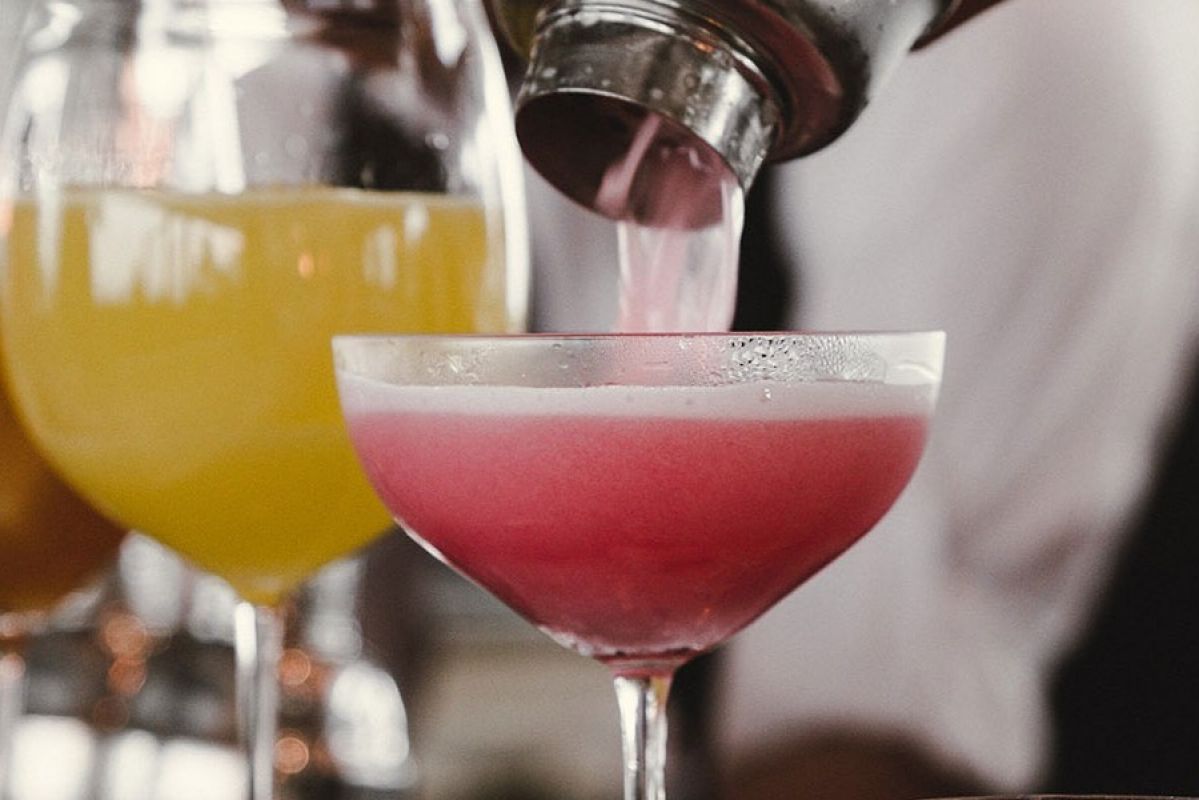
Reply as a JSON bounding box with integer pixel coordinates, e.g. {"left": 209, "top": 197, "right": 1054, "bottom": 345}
{"left": 499, "top": 0, "right": 949, "bottom": 220}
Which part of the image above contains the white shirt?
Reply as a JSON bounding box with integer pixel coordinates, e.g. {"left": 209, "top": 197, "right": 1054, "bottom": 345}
{"left": 719, "top": 0, "right": 1199, "bottom": 788}
{"left": 529, "top": 0, "right": 1199, "bottom": 789}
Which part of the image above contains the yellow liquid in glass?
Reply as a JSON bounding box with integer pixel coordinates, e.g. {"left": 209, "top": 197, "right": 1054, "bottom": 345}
{"left": 2, "top": 188, "right": 511, "bottom": 605}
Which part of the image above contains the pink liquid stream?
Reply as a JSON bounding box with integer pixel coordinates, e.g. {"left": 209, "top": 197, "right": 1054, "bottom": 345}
{"left": 594, "top": 113, "right": 744, "bottom": 333}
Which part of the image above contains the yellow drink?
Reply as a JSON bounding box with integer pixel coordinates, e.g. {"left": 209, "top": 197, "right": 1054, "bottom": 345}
{"left": 1, "top": 188, "right": 512, "bottom": 605}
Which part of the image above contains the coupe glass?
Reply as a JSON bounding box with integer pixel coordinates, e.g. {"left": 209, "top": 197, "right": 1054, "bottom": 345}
{"left": 333, "top": 331, "right": 945, "bottom": 800}
{"left": 0, "top": 1, "right": 526, "bottom": 797}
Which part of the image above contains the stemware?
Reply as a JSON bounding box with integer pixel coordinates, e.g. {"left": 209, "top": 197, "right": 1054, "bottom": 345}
{"left": 0, "top": 1, "right": 526, "bottom": 797}
{"left": 0, "top": 348, "right": 127, "bottom": 795}
{"left": 333, "top": 331, "right": 944, "bottom": 800}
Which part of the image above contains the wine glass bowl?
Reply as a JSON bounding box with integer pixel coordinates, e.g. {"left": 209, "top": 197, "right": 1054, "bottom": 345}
{"left": 334, "top": 331, "right": 944, "bottom": 798}
{"left": 1, "top": 1, "right": 526, "bottom": 796}
{"left": 0, "top": 0, "right": 525, "bottom": 607}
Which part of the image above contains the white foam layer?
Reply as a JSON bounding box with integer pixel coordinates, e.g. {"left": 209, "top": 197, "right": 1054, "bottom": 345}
{"left": 337, "top": 372, "right": 937, "bottom": 421}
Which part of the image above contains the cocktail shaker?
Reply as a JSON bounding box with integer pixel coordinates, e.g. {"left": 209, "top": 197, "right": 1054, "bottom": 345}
{"left": 493, "top": 0, "right": 956, "bottom": 219}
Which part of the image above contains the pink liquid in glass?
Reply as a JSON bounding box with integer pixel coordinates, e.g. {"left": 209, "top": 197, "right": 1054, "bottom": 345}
{"left": 341, "top": 377, "right": 932, "bottom": 673}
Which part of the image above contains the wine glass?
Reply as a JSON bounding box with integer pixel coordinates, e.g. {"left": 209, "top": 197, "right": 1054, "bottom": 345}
{"left": 333, "top": 331, "right": 945, "bottom": 800}
{"left": 0, "top": 1, "right": 527, "bottom": 797}
{"left": 0, "top": 345, "right": 128, "bottom": 797}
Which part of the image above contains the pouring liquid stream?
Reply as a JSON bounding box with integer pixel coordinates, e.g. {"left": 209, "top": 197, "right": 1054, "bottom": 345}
{"left": 593, "top": 112, "right": 746, "bottom": 333}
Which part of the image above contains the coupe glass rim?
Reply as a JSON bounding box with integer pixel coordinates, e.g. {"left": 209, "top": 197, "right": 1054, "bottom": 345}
{"left": 333, "top": 330, "right": 946, "bottom": 344}
{"left": 331, "top": 329, "right": 946, "bottom": 388}
{"left": 331, "top": 331, "right": 948, "bottom": 369}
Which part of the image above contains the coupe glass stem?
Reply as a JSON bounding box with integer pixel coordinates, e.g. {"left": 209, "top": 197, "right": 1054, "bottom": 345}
{"left": 235, "top": 601, "right": 284, "bottom": 800}
{"left": 0, "top": 647, "right": 26, "bottom": 790}
{"left": 614, "top": 672, "right": 673, "bottom": 800}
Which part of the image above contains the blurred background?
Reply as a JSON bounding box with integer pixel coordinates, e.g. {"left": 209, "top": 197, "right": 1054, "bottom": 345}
{"left": 3, "top": 0, "right": 1199, "bottom": 799}
{"left": 5, "top": 530, "right": 631, "bottom": 800}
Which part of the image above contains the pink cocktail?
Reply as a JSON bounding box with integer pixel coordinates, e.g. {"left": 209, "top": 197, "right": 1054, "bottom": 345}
{"left": 333, "top": 332, "right": 944, "bottom": 800}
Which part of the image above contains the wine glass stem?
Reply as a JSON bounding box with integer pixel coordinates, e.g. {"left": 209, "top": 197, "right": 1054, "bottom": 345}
{"left": 614, "top": 672, "right": 673, "bottom": 800}
{"left": 235, "top": 601, "right": 284, "bottom": 800}
{"left": 0, "top": 649, "right": 26, "bottom": 792}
